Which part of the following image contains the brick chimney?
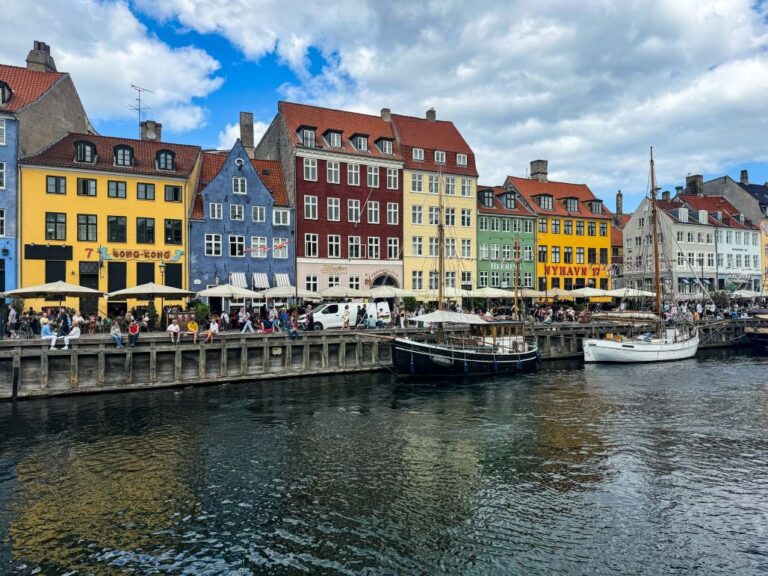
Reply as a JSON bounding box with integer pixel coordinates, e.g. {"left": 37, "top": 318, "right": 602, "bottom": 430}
{"left": 685, "top": 174, "right": 704, "bottom": 196}
{"left": 740, "top": 169, "right": 749, "bottom": 185}
{"left": 240, "top": 112, "right": 254, "bottom": 158}
{"left": 662, "top": 190, "right": 670, "bottom": 201}
{"left": 140, "top": 120, "right": 162, "bottom": 141}
{"left": 426, "top": 108, "right": 436, "bottom": 121}
{"left": 530, "top": 159, "right": 548, "bottom": 182}
{"left": 26, "top": 41, "right": 57, "bottom": 73}
{"left": 380, "top": 108, "right": 391, "bottom": 122}
{"left": 675, "top": 185, "right": 683, "bottom": 196}
{"left": 615, "top": 190, "right": 623, "bottom": 217}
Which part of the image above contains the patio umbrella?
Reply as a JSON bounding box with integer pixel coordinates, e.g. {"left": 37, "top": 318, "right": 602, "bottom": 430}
{"left": 3, "top": 280, "right": 104, "bottom": 299}
{"left": 260, "top": 285, "right": 322, "bottom": 300}
{"left": 519, "top": 288, "right": 546, "bottom": 298}
{"left": 605, "top": 287, "right": 656, "bottom": 298}
{"left": 320, "top": 285, "right": 370, "bottom": 299}
{"left": 368, "top": 285, "right": 413, "bottom": 298}
{"left": 473, "top": 286, "right": 516, "bottom": 298}
{"left": 732, "top": 289, "right": 759, "bottom": 298}
{"left": 545, "top": 288, "right": 573, "bottom": 299}
{"left": 568, "top": 287, "right": 610, "bottom": 298}
{"left": 415, "top": 286, "right": 474, "bottom": 300}
{"left": 107, "top": 282, "right": 194, "bottom": 300}
{"left": 196, "top": 284, "right": 264, "bottom": 299}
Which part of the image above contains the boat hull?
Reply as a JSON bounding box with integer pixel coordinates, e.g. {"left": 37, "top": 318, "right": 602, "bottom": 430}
{"left": 745, "top": 328, "right": 768, "bottom": 350}
{"left": 391, "top": 338, "right": 539, "bottom": 376}
{"left": 583, "top": 331, "right": 699, "bottom": 363}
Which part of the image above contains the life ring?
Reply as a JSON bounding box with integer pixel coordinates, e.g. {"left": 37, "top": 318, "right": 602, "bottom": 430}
{"left": 516, "top": 360, "right": 523, "bottom": 370}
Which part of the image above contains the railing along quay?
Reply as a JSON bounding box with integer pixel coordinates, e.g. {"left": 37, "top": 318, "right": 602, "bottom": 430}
{"left": 0, "top": 318, "right": 760, "bottom": 400}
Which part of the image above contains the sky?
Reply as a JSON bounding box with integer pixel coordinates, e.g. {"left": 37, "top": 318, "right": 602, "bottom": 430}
{"left": 2, "top": 0, "right": 768, "bottom": 213}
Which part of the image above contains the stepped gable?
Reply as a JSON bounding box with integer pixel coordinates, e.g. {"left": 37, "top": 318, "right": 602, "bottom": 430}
{"left": 0, "top": 64, "right": 64, "bottom": 112}
{"left": 506, "top": 176, "right": 611, "bottom": 219}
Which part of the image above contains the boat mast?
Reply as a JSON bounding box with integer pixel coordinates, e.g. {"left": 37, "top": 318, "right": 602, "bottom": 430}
{"left": 514, "top": 235, "right": 524, "bottom": 339}
{"left": 649, "top": 147, "right": 663, "bottom": 331}
{"left": 438, "top": 170, "right": 445, "bottom": 310}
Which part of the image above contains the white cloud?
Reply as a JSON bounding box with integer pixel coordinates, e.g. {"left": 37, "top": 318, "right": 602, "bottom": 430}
{"left": 0, "top": 0, "right": 223, "bottom": 134}
{"left": 216, "top": 120, "right": 269, "bottom": 150}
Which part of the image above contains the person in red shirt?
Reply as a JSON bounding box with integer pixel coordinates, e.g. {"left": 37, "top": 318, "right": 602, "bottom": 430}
{"left": 128, "top": 319, "right": 140, "bottom": 347}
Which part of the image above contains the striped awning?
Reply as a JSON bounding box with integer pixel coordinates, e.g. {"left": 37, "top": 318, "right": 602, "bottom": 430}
{"left": 230, "top": 272, "right": 247, "bottom": 288}
{"left": 252, "top": 272, "right": 270, "bottom": 289}
{"left": 275, "top": 273, "right": 291, "bottom": 286}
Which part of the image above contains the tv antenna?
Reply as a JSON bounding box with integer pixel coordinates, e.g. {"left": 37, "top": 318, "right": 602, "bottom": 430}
{"left": 128, "top": 84, "right": 154, "bottom": 138}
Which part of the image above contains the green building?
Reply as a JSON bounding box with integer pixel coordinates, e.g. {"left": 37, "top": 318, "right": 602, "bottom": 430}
{"left": 476, "top": 185, "right": 537, "bottom": 289}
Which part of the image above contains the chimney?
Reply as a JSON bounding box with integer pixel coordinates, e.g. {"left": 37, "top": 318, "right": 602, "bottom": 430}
{"left": 26, "top": 41, "right": 57, "bottom": 73}
{"left": 380, "top": 108, "right": 391, "bottom": 122}
{"left": 530, "top": 159, "right": 548, "bottom": 182}
{"left": 140, "top": 120, "right": 162, "bottom": 141}
{"left": 662, "top": 190, "right": 670, "bottom": 201}
{"left": 240, "top": 112, "right": 254, "bottom": 157}
{"left": 426, "top": 108, "right": 436, "bottom": 122}
{"left": 740, "top": 169, "right": 749, "bottom": 185}
{"left": 616, "top": 190, "right": 623, "bottom": 217}
{"left": 675, "top": 185, "right": 683, "bottom": 196}
{"left": 686, "top": 174, "right": 704, "bottom": 196}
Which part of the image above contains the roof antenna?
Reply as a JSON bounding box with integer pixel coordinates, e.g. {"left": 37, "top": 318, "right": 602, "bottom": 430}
{"left": 128, "top": 84, "right": 154, "bottom": 138}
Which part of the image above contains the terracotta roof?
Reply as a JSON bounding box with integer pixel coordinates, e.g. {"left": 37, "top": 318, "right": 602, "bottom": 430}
{"left": 477, "top": 185, "right": 535, "bottom": 217}
{"left": 610, "top": 224, "right": 623, "bottom": 246}
{"left": 278, "top": 101, "right": 402, "bottom": 161}
{"left": 677, "top": 193, "right": 756, "bottom": 229}
{"left": 390, "top": 113, "right": 477, "bottom": 176}
{"left": 505, "top": 176, "right": 611, "bottom": 219}
{"left": 252, "top": 159, "right": 289, "bottom": 206}
{"left": 0, "top": 64, "right": 65, "bottom": 112}
{"left": 20, "top": 132, "right": 200, "bottom": 178}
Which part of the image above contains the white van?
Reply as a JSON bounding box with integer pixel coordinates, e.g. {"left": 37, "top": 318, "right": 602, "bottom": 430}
{"left": 300, "top": 301, "right": 391, "bottom": 330}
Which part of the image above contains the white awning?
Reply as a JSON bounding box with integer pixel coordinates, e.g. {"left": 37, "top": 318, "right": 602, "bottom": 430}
{"left": 274, "top": 273, "right": 291, "bottom": 286}
{"left": 230, "top": 272, "right": 247, "bottom": 288}
{"left": 252, "top": 272, "right": 270, "bottom": 289}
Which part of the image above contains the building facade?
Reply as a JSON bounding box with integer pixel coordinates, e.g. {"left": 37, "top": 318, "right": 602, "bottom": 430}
{"left": 506, "top": 161, "right": 612, "bottom": 292}
{"left": 189, "top": 139, "right": 293, "bottom": 310}
{"left": 392, "top": 110, "right": 478, "bottom": 294}
{"left": 0, "top": 41, "right": 91, "bottom": 293}
{"left": 19, "top": 130, "right": 200, "bottom": 315}
{"left": 256, "top": 102, "right": 404, "bottom": 292}
{"left": 476, "top": 185, "right": 536, "bottom": 289}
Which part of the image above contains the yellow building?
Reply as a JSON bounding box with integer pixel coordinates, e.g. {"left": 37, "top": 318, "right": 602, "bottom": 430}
{"left": 391, "top": 111, "right": 478, "bottom": 294}
{"left": 19, "top": 128, "right": 200, "bottom": 315}
{"left": 506, "top": 161, "right": 612, "bottom": 292}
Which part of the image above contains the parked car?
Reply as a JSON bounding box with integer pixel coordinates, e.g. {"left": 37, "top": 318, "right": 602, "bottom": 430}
{"left": 300, "top": 301, "right": 391, "bottom": 330}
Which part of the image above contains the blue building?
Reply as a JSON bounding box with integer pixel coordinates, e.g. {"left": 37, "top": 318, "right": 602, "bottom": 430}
{"left": 189, "top": 139, "right": 294, "bottom": 311}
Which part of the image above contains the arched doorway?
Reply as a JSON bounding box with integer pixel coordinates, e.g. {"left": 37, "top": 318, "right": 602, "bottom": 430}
{"left": 371, "top": 274, "right": 398, "bottom": 287}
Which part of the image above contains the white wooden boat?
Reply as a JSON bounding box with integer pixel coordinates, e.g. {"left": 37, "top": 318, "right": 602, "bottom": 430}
{"left": 583, "top": 327, "right": 699, "bottom": 363}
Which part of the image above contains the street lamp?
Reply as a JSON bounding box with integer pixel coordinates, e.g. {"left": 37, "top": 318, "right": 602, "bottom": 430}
{"left": 159, "top": 262, "right": 166, "bottom": 328}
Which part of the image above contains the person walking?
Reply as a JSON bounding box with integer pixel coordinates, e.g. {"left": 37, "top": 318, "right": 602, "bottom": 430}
{"left": 240, "top": 311, "right": 255, "bottom": 333}
{"left": 110, "top": 320, "right": 124, "bottom": 348}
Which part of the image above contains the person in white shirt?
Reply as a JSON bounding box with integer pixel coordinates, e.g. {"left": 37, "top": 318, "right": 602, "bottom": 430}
{"left": 63, "top": 322, "right": 81, "bottom": 350}
{"left": 205, "top": 317, "right": 219, "bottom": 344}
{"left": 167, "top": 319, "right": 181, "bottom": 344}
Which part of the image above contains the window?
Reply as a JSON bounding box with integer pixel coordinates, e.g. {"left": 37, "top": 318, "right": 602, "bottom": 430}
{"left": 538, "top": 218, "right": 547, "bottom": 233}
{"left": 412, "top": 271, "right": 423, "bottom": 290}
{"left": 75, "top": 141, "right": 95, "bottom": 163}
{"left": 576, "top": 247, "right": 585, "bottom": 264}
{"left": 678, "top": 252, "right": 686, "bottom": 266}
{"left": 114, "top": 145, "right": 133, "bottom": 166}
{"left": 386, "top": 168, "right": 398, "bottom": 190}
{"left": 137, "top": 182, "right": 155, "bottom": 200}
{"left": 599, "top": 248, "right": 608, "bottom": 265}
{"left": 252, "top": 205, "right": 265, "bottom": 222}
{"left": 47, "top": 176, "right": 66, "bottom": 194}
{"left": 327, "top": 161, "right": 340, "bottom": 184}
{"left": 0, "top": 209, "right": 4, "bottom": 236}
{"left": 305, "top": 233, "right": 318, "bottom": 257}
{"left": 564, "top": 247, "right": 573, "bottom": 263}
{"left": 251, "top": 236, "right": 268, "bottom": 258}
{"left": 491, "top": 244, "right": 500, "bottom": 260}
{"left": 327, "top": 197, "right": 340, "bottom": 221}
{"left": 411, "top": 205, "right": 423, "bottom": 225}
{"left": 576, "top": 221, "right": 584, "bottom": 235}
{"left": 457, "top": 153, "right": 467, "bottom": 166}
{"left": 380, "top": 140, "right": 393, "bottom": 154}
{"left": 461, "top": 178, "right": 471, "bottom": 197}
{"left": 157, "top": 150, "right": 175, "bottom": 170}
{"left": 588, "top": 222, "right": 596, "bottom": 236}
{"left": 328, "top": 235, "right": 341, "bottom": 258}
{"left": 229, "top": 235, "right": 245, "bottom": 257}
{"left": 429, "top": 271, "right": 439, "bottom": 290}
{"left": 347, "top": 164, "right": 360, "bottom": 186}
{"left": 273, "top": 238, "right": 289, "bottom": 259}
{"left": 444, "top": 208, "right": 455, "bottom": 226}
{"left": 479, "top": 217, "right": 488, "bottom": 231}
{"left": 462, "top": 271, "right": 473, "bottom": 290}
{"left": 367, "top": 166, "right": 379, "bottom": 188}
{"left": 107, "top": 216, "right": 127, "bottom": 243}
{"left": 205, "top": 234, "right": 221, "bottom": 256}
{"left": 0, "top": 119, "right": 5, "bottom": 146}
{"left": 445, "top": 177, "right": 455, "bottom": 195}
{"left": 164, "top": 185, "right": 181, "bottom": 202}
{"left": 482, "top": 191, "right": 493, "bottom": 207}
{"left": 412, "top": 236, "right": 423, "bottom": 256}
{"left": 303, "top": 158, "right": 317, "bottom": 181}
{"left": 137, "top": 218, "right": 155, "bottom": 244}
{"left": 229, "top": 204, "right": 244, "bottom": 221}
{"left": 461, "top": 239, "right": 471, "bottom": 258}
{"left": 355, "top": 135, "right": 368, "bottom": 151}
{"left": 490, "top": 271, "right": 499, "bottom": 287}
{"left": 328, "top": 275, "right": 340, "bottom": 288}
{"left": 77, "top": 214, "right": 97, "bottom": 241}
{"left": 106, "top": 180, "right": 126, "bottom": 199}
{"left": 305, "top": 275, "right": 318, "bottom": 292}
{"left": 411, "top": 173, "right": 423, "bottom": 192}
{"left": 233, "top": 177, "right": 247, "bottom": 194}
{"left": 479, "top": 271, "right": 488, "bottom": 287}
{"left": 538, "top": 195, "right": 553, "bottom": 210}
{"left": 304, "top": 195, "right": 318, "bottom": 220}
{"left": 349, "top": 236, "right": 361, "bottom": 258}
{"left": 446, "top": 271, "right": 456, "bottom": 288}
{"left": 272, "top": 208, "right": 290, "bottom": 226}
{"left": 46, "top": 212, "right": 66, "bottom": 240}
{"left": 0, "top": 162, "right": 4, "bottom": 189}
{"left": 600, "top": 222, "right": 608, "bottom": 236}
{"left": 461, "top": 209, "right": 471, "bottom": 228}
{"left": 368, "top": 236, "right": 380, "bottom": 259}
{"left": 428, "top": 175, "right": 439, "bottom": 194}
{"left": 434, "top": 150, "right": 445, "bottom": 164}
{"left": 502, "top": 244, "right": 511, "bottom": 260}
{"left": 563, "top": 220, "right": 573, "bottom": 235}
{"left": 77, "top": 178, "right": 96, "bottom": 197}
{"left": 524, "top": 246, "right": 533, "bottom": 261}
{"left": 165, "top": 219, "right": 183, "bottom": 245}
{"left": 565, "top": 198, "right": 579, "bottom": 212}
{"left": 367, "top": 201, "right": 380, "bottom": 224}
{"left": 387, "top": 202, "right": 399, "bottom": 225}
{"left": 445, "top": 238, "right": 456, "bottom": 257}
{"left": 388, "top": 237, "right": 399, "bottom": 259}
{"left": 551, "top": 219, "right": 560, "bottom": 234}
{"left": 348, "top": 199, "right": 361, "bottom": 223}
{"left": 302, "top": 128, "right": 315, "bottom": 148}
{"left": 209, "top": 203, "right": 223, "bottom": 219}
{"left": 479, "top": 243, "right": 488, "bottom": 259}
{"left": 504, "top": 194, "right": 515, "bottom": 210}
{"left": 412, "top": 148, "right": 424, "bottom": 161}
{"left": 327, "top": 132, "right": 341, "bottom": 148}
{"left": 429, "top": 237, "right": 439, "bottom": 257}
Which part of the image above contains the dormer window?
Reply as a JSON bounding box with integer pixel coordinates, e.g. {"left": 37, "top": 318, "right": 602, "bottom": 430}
{"left": 589, "top": 200, "right": 602, "bottom": 214}
{"left": 301, "top": 128, "right": 315, "bottom": 148}
{"left": 75, "top": 141, "right": 96, "bottom": 163}
{"left": 156, "top": 150, "right": 175, "bottom": 170}
{"left": 412, "top": 148, "right": 424, "bottom": 161}
{"left": 326, "top": 132, "right": 341, "bottom": 148}
{"left": 114, "top": 145, "right": 134, "bottom": 167}
{"left": 457, "top": 153, "right": 467, "bottom": 166}
{"left": 504, "top": 194, "right": 515, "bottom": 210}
{"left": 379, "top": 139, "right": 393, "bottom": 154}
{"left": 565, "top": 198, "right": 579, "bottom": 212}
{"left": 434, "top": 150, "right": 446, "bottom": 164}
{"left": 482, "top": 191, "right": 493, "bottom": 208}
{"left": 0, "top": 81, "right": 11, "bottom": 105}
{"left": 354, "top": 135, "right": 368, "bottom": 151}
{"left": 538, "top": 195, "right": 553, "bottom": 210}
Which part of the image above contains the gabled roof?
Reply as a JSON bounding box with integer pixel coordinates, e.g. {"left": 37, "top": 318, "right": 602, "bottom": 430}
{"left": 676, "top": 193, "right": 757, "bottom": 229}
{"left": 278, "top": 101, "right": 402, "bottom": 161}
{"left": 604, "top": 211, "right": 630, "bottom": 246}
{"left": 476, "top": 185, "right": 535, "bottom": 217}
{"left": 738, "top": 182, "right": 768, "bottom": 207}
{"left": 20, "top": 132, "right": 200, "bottom": 178}
{"left": 390, "top": 113, "right": 477, "bottom": 176}
{"left": 0, "top": 64, "right": 65, "bottom": 113}
{"left": 505, "top": 176, "right": 611, "bottom": 219}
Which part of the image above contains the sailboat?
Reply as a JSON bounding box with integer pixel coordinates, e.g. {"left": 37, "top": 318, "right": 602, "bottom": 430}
{"left": 582, "top": 148, "right": 699, "bottom": 363}
{"left": 391, "top": 179, "right": 540, "bottom": 376}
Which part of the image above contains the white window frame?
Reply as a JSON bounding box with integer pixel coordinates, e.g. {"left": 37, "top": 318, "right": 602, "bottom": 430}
{"left": 348, "top": 163, "right": 360, "bottom": 186}
{"left": 302, "top": 128, "right": 315, "bottom": 148}
{"left": 305, "top": 233, "right": 319, "bottom": 258}
{"left": 461, "top": 178, "right": 471, "bottom": 197}
{"left": 461, "top": 208, "right": 471, "bottom": 227}
{"left": 328, "top": 132, "right": 341, "bottom": 148}
{"left": 412, "top": 205, "right": 423, "bottom": 225}
{"left": 461, "top": 239, "right": 471, "bottom": 258}
{"left": 412, "top": 236, "right": 423, "bottom": 256}
{"left": 0, "top": 161, "right": 5, "bottom": 190}
{"left": 204, "top": 233, "right": 222, "bottom": 256}
{"left": 273, "top": 237, "right": 289, "bottom": 259}
{"left": 387, "top": 202, "right": 399, "bottom": 225}
{"left": 305, "top": 275, "right": 318, "bottom": 292}
{"left": 349, "top": 236, "right": 361, "bottom": 259}
{"left": 229, "top": 235, "right": 245, "bottom": 258}
{"left": 387, "top": 237, "right": 399, "bottom": 260}
{"left": 328, "top": 234, "right": 341, "bottom": 258}
{"left": 304, "top": 195, "right": 318, "bottom": 220}
{"left": 428, "top": 174, "right": 439, "bottom": 194}
{"left": 209, "top": 203, "right": 222, "bottom": 220}
{"left": 412, "top": 148, "right": 424, "bottom": 161}
{"left": 367, "top": 236, "right": 380, "bottom": 259}
{"left": 252, "top": 205, "right": 265, "bottom": 223}
{"left": 0, "top": 120, "right": 5, "bottom": 146}
{"left": 367, "top": 201, "right": 380, "bottom": 224}
{"left": 412, "top": 270, "right": 423, "bottom": 290}
{"left": 327, "top": 160, "right": 340, "bottom": 184}
{"left": 273, "top": 208, "right": 290, "bottom": 226}
{"left": 355, "top": 135, "right": 368, "bottom": 151}
{"left": 457, "top": 153, "right": 467, "bottom": 166}
{"left": 445, "top": 176, "right": 455, "bottom": 195}
{"left": 348, "top": 199, "right": 360, "bottom": 223}
{"left": 429, "top": 207, "right": 439, "bottom": 226}
{"left": 411, "top": 173, "right": 423, "bottom": 192}
{"left": 367, "top": 166, "right": 379, "bottom": 188}
{"left": 230, "top": 204, "right": 244, "bottom": 221}
{"left": 445, "top": 237, "right": 456, "bottom": 257}
{"left": 434, "top": 150, "right": 445, "bottom": 164}
{"left": 233, "top": 176, "right": 247, "bottom": 194}
{"left": 429, "top": 237, "right": 439, "bottom": 257}
{"left": 303, "top": 158, "right": 317, "bottom": 181}
{"left": 386, "top": 167, "right": 398, "bottom": 190}
{"left": 250, "top": 236, "right": 268, "bottom": 258}
{"left": 327, "top": 197, "right": 340, "bottom": 221}
{"left": 380, "top": 140, "right": 393, "bottom": 154}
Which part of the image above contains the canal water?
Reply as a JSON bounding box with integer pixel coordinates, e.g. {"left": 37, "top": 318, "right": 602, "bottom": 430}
{"left": 1, "top": 350, "right": 767, "bottom": 575}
